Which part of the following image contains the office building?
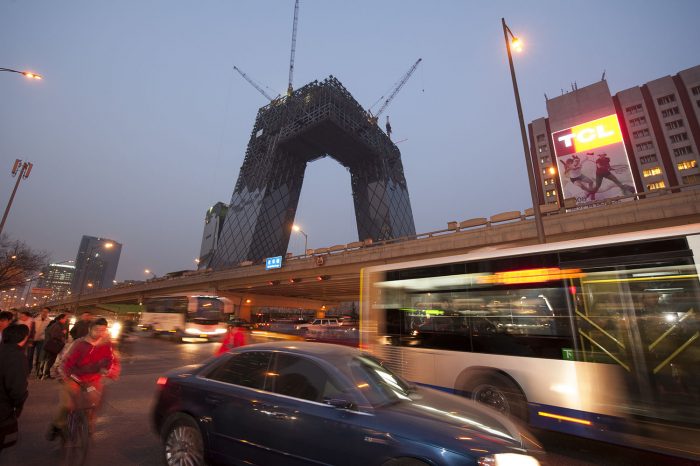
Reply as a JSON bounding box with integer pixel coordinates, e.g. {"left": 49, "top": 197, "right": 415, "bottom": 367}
{"left": 70, "top": 236, "right": 122, "bottom": 294}
{"left": 529, "top": 64, "right": 700, "bottom": 208}
{"left": 37, "top": 262, "right": 75, "bottom": 300}
{"left": 198, "top": 202, "right": 228, "bottom": 269}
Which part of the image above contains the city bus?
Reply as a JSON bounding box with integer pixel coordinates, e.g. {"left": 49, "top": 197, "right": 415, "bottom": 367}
{"left": 138, "top": 295, "right": 233, "bottom": 341}
{"left": 360, "top": 224, "right": 700, "bottom": 460}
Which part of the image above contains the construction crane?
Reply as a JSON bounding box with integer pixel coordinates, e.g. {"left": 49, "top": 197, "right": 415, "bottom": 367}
{"left": 287, "top": 0, "right": 300, "bottom": 97}
{"left": 233, "top": 66, "right": 275, "bottom": 102}
{"left": 368, "top": 58, "right": 422, "bottom": 124}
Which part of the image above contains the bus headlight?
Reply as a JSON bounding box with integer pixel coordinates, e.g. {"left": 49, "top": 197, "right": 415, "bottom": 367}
{"left": 213, "top": 328, "right": 227, "bottom": 334}
{"left": 478, "top": 454, "right": 540, "bottom": 466}
{"left": 185, "top": 328, "right": 202, "bottom": 335}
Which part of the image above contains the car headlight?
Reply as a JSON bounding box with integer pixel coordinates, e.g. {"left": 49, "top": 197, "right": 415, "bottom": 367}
{"left": 185, "top": 328, "right": 201, "bottom": 335}
{"left": 478, "top": 454, "right": 540, "bottom": 466}
{"left": 213, "top": 328, "right": 227, "bottom": 334}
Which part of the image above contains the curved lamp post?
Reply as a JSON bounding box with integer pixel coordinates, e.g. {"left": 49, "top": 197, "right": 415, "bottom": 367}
{"left": 502, "top": 18, "right": 546, "bottom": 244}
{"left": 292, "top": 224, "right": 308, "bottom": 256}
{"left": 0, "top": 67, "right": 42, "bottom": 80}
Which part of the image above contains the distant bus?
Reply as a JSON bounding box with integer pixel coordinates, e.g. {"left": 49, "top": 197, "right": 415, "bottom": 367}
{"left": 361, "top": 224, "right": 700, "bottom": 460}
{"left": 139, "top": 295, "right": 233, "bottom": 341}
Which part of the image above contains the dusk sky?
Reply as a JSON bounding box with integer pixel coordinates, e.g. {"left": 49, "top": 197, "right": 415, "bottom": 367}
{"left": 2, "top": 1, "right": 699, "bottom": 282}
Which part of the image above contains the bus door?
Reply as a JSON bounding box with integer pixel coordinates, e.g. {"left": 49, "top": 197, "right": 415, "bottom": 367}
{"left": 568, "top": 247, "right": 699, "bottom": 426}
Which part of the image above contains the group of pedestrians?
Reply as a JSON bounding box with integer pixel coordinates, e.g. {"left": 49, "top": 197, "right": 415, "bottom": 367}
{"left": 0, "top": 307, "right": 120, "bottom": 455}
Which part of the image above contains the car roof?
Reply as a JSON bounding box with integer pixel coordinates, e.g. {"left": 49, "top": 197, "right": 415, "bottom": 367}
{"left": 238, "top": 341, "right": 360, "bottom": 358}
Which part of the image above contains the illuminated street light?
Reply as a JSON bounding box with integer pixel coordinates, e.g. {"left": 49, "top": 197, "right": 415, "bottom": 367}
{"left": 145, "top": 269, "right": 156, "bottom": 279}
{"left": 502, "top": 18, "right": 546, "bottom": 244}
{"left": 292, "top": 224, "right": 308, "bottom": 256}
{"left": 0, "top": 67, "right": 43, "bottom": 80}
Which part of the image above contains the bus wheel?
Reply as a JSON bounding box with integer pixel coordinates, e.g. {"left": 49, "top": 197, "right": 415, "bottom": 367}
{"left": 465, "top": 373, "right": 528, "bottom": 422}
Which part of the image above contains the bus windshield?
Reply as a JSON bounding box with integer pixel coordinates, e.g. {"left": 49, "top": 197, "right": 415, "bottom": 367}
{"left": 189, "top": 297, "right": 225, "bottom": 324}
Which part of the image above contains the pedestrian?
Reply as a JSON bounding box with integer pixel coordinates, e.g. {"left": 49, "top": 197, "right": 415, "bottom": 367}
{"left": 69, "top": 311, "right": 92, "bottom": 341}
{"left": 0, "top": 324, "right": 30, "bottom": 453}
{"left": 46, "top": 318, "right": 120, "bottom": 440}
{"left": 216, "top": 324, "right": 248, "bottom": 356}
{"left": 32, "top": 308, "right": 52, "bottom": 378}
{"left": 16, "top": 311, "right": 36, "bottom": 373}
{"left": 40, "top": 314, "right": 68, "bottom": 380}
{"left": 0, "top": 311, "right": 13, "bottom": 344}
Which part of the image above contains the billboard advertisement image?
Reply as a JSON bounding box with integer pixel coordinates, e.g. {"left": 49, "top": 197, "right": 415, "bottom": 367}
{"left": 552, "top": 114, "right": 636, "bottom": 207}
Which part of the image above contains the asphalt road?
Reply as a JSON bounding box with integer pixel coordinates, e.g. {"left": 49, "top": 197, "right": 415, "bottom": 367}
{"left": 0, "top": 335, "right": 693, "bottom": 466}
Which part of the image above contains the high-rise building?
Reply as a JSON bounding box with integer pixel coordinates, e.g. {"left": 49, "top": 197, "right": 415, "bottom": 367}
{"left": 70, "top": 236, "right": 122, "bottom": 294}
{"left": 37, "top": 262, "right": 75, "bottom": 300}
{"left": 198, "top": 202, "right": 228, "bottom": 269}
{"left": 529, "top": 64, "right": 700, "bottom": 208}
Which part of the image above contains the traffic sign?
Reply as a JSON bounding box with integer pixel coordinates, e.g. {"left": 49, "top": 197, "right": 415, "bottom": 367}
{"left": 265, "top": 256, "right": 282, "bottom": 270}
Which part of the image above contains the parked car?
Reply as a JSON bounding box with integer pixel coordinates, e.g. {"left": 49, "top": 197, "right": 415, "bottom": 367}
{"left": 153, "top": 341, "right": 543, "bottom": 466}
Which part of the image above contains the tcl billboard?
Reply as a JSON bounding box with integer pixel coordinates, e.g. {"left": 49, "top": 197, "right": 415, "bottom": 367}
{"left": 552, "top": 114, "right": 636, "bottom": 207}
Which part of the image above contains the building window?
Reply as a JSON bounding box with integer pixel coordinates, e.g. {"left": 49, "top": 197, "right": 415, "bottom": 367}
{"left": 543, "top": 178, "right": 556, "bottom": 186}
{"left": 643, "top": 167, "right": 662, "bottom": 177}
{"left": 665, "top": 119, "right": 685, "bottom": 131}
{"left": 538, "top": 144, "right": 549, "bottom": 153}
{"left": 661, "top": 106, "right": 680, "bottom": 118}
{"left": 632, "top": 128, "right": 650, "bottom": 139}
{"left": 657, "top": 94, "right": 676, "bottom": 105}
{"left": 647, "top": 181, "right": 666, "bottom": 190}
{"left": 682, "top": 174, "right": 700, "bottom": 185}
{"left": 540, "top": 157, "right": 550, "bottom": 165}
{"left": 678, "top": 160, "right": 698, "bottom": 171}
{"left": 673, "top": 145, "right": 694, "bottom": 157}
{"left": 639, "top": 154, "right": 658, "bottom": 164}
{"left": 635, "top": 141, "right": 654, "bottom": 151}
{"left": 670, "top": 132, "right": 689, "bottom": 143}
{"left": 625, "top": 103, "right": 643, "bottom": 115}
{"left": 629, "top": 116, "right": 647, "bottom": 127}
{"left": 545, "top": 189, "right": 557, "bottom": 197}
{"left": 536, "top": 134, "right": 545, "bottom": 142}
{"left": 692, "top": 85, "right": 700, "bottom": 96}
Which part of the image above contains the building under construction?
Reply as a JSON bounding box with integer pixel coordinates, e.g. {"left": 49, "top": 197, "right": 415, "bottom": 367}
{"left": 205, "top": 76, "right": 416, "bottom": 269}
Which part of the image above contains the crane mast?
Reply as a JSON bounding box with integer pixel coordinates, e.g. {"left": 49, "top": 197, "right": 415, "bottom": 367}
{"left": 287, "top": 0, "right": 300, "bottom": 96}
{"left": 233, "top": 66, "right": 275, "bottom": 102}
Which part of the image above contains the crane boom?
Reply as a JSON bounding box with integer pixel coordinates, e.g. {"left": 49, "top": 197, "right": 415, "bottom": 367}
{"left": 374, "top": 58, "right": 422, "bottom": 119}
{"left": 233, "top": 66, "right": 275, "bottom": 102}
{"left": 287, "top": 0, "right": 300, "bottom": 96}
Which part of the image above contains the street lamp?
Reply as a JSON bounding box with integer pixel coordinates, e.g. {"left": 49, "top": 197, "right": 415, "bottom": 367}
{"left": 502, "top": 18, "right": 546, "bottom": 244}
{"left": 144, "top": 269, "right": 156, "bottom": 279}
{"left": 0, "top": 159, "right": 34, "bottom": 237}
{"left": 292, "top": 224, "right": 308, "bottom": 255}
{"left": 0, "top": 67, "right": 43, "bottom": 80}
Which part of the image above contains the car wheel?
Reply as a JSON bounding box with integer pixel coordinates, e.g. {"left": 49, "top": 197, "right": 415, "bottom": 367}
{"left": 382, "top": 458, "right": 430, "bottom": 466}
{"left": 162, "top": 414, "right": 205, "bottom": 466}
{"left": 466, "top": 372, "right": 528, "bottom": 421}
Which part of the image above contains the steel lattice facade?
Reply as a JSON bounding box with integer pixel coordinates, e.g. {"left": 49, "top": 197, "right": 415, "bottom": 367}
{"left": 207, "top": 76, "right": 416, "bottom": 269}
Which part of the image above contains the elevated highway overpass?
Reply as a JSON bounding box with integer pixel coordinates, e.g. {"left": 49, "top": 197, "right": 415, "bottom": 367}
{"left": 51, "top": 188, "right": 700, "bottom": 319}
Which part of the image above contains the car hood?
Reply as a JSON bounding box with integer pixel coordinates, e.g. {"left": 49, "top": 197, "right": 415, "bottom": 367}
{"left": 378, "top": 386, "right": 537, "bottom": 454}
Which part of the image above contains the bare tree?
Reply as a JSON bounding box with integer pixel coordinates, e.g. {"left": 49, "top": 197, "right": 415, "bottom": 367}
{"left": 0, "top": 234, "right": 49, "bottom": 290}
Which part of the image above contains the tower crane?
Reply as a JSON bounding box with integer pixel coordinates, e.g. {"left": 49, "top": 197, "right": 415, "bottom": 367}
{"left": 368, "top": 58, "right": 422, "bottom": 125}
{"left": 287, "top": 0, "right": 300, "bottom": 97}
{"left": 233, "top": 66, "right": 276, "bottom": 102}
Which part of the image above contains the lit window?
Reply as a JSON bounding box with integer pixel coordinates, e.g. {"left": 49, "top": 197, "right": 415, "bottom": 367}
{"left": 678, "top": 160, "right": 698, "bottom": 171}
{"left": 647, "top": 181, "right": 666, "bottom": 190}
{"left": 643, "top": 167, "right": 662, "bottom": 177}
{"left": 545, "top": 189, "right": 557, "bottom": 197}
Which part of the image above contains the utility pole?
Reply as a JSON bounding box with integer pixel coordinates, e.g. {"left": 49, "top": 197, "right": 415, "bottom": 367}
{"left": 0, "top": 159, "right": 33, "bottom": 237}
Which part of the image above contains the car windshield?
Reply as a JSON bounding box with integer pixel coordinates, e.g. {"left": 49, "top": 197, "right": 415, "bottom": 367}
{"left": 344, "top": 354, "right": 413, "bottom": 407}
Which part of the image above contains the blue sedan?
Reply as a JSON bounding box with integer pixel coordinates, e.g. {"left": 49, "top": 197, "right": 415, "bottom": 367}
{"left": 153, "top": 342, "right": 543, "bottom": 466}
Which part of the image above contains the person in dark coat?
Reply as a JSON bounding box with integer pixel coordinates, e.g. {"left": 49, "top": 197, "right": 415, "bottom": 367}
{"left": 40, "top": 314, "right": 68, "bottom": 379}
{"left": 0, "top": 324, "right": 30, "bottom": 452}
{"left": 69, "top": 311, "right": 92, "bottom": 341}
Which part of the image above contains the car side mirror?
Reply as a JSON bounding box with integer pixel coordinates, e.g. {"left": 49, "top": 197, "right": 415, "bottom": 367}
{"left": 324, "top": 398, "right": 355, "bottom": 410}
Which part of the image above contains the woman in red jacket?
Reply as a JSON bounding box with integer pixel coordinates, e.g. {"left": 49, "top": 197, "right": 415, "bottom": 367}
{"left": 216, "top": 325, "right": 248, "bottom": 356}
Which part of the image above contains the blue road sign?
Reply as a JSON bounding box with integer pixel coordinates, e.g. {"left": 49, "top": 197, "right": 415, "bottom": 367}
{"left": 265, "top": 256, "right": 283, "bottom": 270}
